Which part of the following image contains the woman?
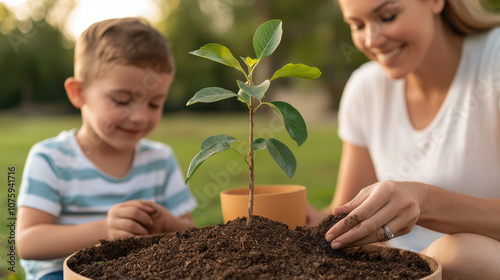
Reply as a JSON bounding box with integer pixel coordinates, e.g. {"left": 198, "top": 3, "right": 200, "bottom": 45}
{"left": 307, "top": 0, "right": 500, "bottom": 278}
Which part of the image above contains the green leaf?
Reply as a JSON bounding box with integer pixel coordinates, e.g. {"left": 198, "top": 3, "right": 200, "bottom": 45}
{"left": 187, "top": 87, "right": 237, "bottom": 105}
{"left": 253, "top": 19, "right": 283, "bottom": 60}
{"left": 251, "top": 138, "right": 266, "bottom": 150}
{"left": 266, "top": 138, "right": 296, "bottom": 178}
{"left": 269, "top": 101, "right": 308, "bottom": 146}
{"left": 185, "top": 142, "right": 232, "bottom": 183}
{"left": 270, "top": 63, "right": 322, "bottom": 81}
{"left": 247, "top": 57, "right": 258, "bottom": 67}
{"left": 201, "top": 134, "right": 237, "bottom": 150}
{"left": 237, "top": 80, "right": 270, "bottom": 101}
{"left": 237, "top": 88, "right": 251, "bottom": 104}
{"left": 241, "top": 56, "right": 258, "bottom": 68}
{"left": 190, "top": 43, "right": 245, "bottom": 74}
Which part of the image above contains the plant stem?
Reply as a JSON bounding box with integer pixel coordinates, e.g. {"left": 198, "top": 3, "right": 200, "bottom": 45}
{"left": 247, "top": 98, "right": 255, "bottom": 226}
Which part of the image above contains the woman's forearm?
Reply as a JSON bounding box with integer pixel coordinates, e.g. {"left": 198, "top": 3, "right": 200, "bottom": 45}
{"left": 417, "top": 183, "right": 500, "bottom": 241}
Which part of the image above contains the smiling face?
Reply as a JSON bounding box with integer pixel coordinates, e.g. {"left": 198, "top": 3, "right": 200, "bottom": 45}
{"left": 339, "top": 0, "right": 445, "bottom": 79}
{"left": 78, "top": 64, "right": 173, "bottom": 152}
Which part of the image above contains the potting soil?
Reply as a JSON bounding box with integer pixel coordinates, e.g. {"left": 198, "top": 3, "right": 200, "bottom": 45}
{"left": 67, "top": 214, "right": 432, "bottom": 279}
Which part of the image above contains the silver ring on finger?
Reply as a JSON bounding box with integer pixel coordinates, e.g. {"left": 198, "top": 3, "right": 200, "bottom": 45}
{"left": 382, "top": 224, "right": 395, "bottom": 240}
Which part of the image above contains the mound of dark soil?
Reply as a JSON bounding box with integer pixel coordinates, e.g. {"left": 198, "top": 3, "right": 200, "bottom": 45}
{"left": 67, "top": 215, "right": 432, "bottom": 279}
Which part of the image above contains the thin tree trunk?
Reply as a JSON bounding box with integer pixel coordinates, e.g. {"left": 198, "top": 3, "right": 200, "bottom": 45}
{"left": 247, "top": 99, "right": 255, "bottom": 225}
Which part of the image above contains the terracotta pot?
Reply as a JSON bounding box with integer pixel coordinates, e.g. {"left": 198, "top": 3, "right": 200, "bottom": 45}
{"left": 220, "top": 185, "right": 307, "bottom": 228}
{"left": 63, "top": 243, "right": 442, "bottom": 279}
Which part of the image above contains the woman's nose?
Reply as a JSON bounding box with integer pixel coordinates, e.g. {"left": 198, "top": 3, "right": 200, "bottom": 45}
{"left": 364, "top": 23, "right": 386, "bottom": 48}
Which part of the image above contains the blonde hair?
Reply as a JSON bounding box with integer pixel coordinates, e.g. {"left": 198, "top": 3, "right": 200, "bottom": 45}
{"left": 74, "top": 17, "right": 175, "bottom": 85}
{"left": 442, "top": 0, "right": 500, "bottom": 35}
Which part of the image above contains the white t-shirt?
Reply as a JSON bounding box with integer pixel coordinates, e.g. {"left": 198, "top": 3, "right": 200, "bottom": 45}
{"left": 338, "top": 27, "right": 500, "bottom": 252}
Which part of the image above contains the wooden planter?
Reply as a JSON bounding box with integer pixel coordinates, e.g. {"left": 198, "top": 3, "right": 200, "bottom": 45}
{"left": 220, "top": 185, "right": 307, "bottom": 228}
{"left": 63, "top": 243, "right": 442, "bottom": 279}
{"left": 64, "top": 262, "right": 92, "bottom": 280}
{"left": 63, "top": 185, "right": 442, "bottom": 279}
{"left": 362, "top": 245, "right": 442, "bottom": 280}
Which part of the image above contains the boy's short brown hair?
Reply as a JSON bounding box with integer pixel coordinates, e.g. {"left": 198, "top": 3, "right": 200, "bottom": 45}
{"left": 74, "top": 17, "right": 174, "bottom": 85}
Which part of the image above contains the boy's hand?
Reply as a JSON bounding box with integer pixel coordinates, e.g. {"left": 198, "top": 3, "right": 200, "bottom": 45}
{"left": 141, "top": 201, "right": 175, "bottom": 234}
{"left": 107, "top": 200, "right": 155, "bottom": 240}
{"left": 142, "top": 201, "right": 195, "bottom": 233}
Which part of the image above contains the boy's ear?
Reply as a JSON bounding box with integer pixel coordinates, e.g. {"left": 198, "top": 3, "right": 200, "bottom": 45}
{"left": 431, "top": 0, "right": 446, "bottom": 14}
{"left": 64, "top": 77, "right": 84, "bottom": 109}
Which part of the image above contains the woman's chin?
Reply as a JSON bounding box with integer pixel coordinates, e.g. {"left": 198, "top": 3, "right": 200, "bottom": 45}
{"left": 382, "top": 67, "right": 407, "bottom": 80}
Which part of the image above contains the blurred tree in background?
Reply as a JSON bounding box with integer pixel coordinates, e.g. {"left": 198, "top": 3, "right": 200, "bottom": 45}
{"left": 1, "top": 0, "right": 499, "bottom": 114}
{"left": 157, "top": 0, "right": 368, "bottom": 112}
{"left": 485, "top": 0, "right": 500, "bottom": 11}
{"left": 0, "top": 0, "right": 76, "bottom": 112}
{"left": 1, "top": 0, "right": 366, "bottom": 114}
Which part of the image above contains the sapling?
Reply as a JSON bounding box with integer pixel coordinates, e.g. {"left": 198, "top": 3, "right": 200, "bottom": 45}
{"left": 185, "top": 19, "right": 321, "bottom": 224}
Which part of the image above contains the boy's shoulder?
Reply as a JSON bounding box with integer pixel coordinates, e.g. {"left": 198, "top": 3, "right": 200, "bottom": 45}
{"left": 30, "top": 129, "right": 78, "bottom": 157}
{"left": 136, "top": 138, "right": 175, "bottom": 158}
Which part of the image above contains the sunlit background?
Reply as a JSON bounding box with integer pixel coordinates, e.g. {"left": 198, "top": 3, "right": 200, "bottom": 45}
{"left": 1, "top": 0, "right": 499, "bottom": 113}
{"left": 0, "top": 0, "right": 372, "bottom": 115}
{"left": 1, "top": 0, "right": 499, "bottom": 279}
{"left": 2, "top": 0, "right": 161, "bottom": 39}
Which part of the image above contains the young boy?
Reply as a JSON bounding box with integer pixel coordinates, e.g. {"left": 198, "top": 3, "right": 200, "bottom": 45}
{"left": 16, "top": 17, "right": 197, "bottom": 280}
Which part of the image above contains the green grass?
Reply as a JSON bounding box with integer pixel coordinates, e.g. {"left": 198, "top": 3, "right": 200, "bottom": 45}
{"left": 0, "top": 112, "right": 341, "bottom": 279}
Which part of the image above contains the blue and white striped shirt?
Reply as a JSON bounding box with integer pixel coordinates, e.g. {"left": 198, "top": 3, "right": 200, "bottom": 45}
{"left": 18, "top": 129, "right": 196, "bottom": 279}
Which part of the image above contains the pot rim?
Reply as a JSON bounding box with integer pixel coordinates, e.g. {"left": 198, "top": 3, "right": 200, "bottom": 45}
{"left": 63, "top": 253, "right": 93, "bottom": 280}
{"left": 361, "top": 244, "right": 442, "bottom": 280}
{"left": 220, "top": 185, "right": 306, "bottom": 197}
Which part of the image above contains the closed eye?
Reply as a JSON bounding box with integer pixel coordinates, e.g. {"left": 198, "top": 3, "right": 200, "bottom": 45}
{"left": 113, "top": 98, "right": 130, "bottom": 106}
{"left": 380, "top": 13, "right": 397, "bottom": 23}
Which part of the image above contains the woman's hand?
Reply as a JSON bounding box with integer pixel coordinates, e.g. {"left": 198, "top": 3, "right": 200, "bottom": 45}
{"left": 107, "top": 200, "right": 156, "bottom": 239}
{"left": 325, "top": 180, "right": 423, "bottom": 249}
